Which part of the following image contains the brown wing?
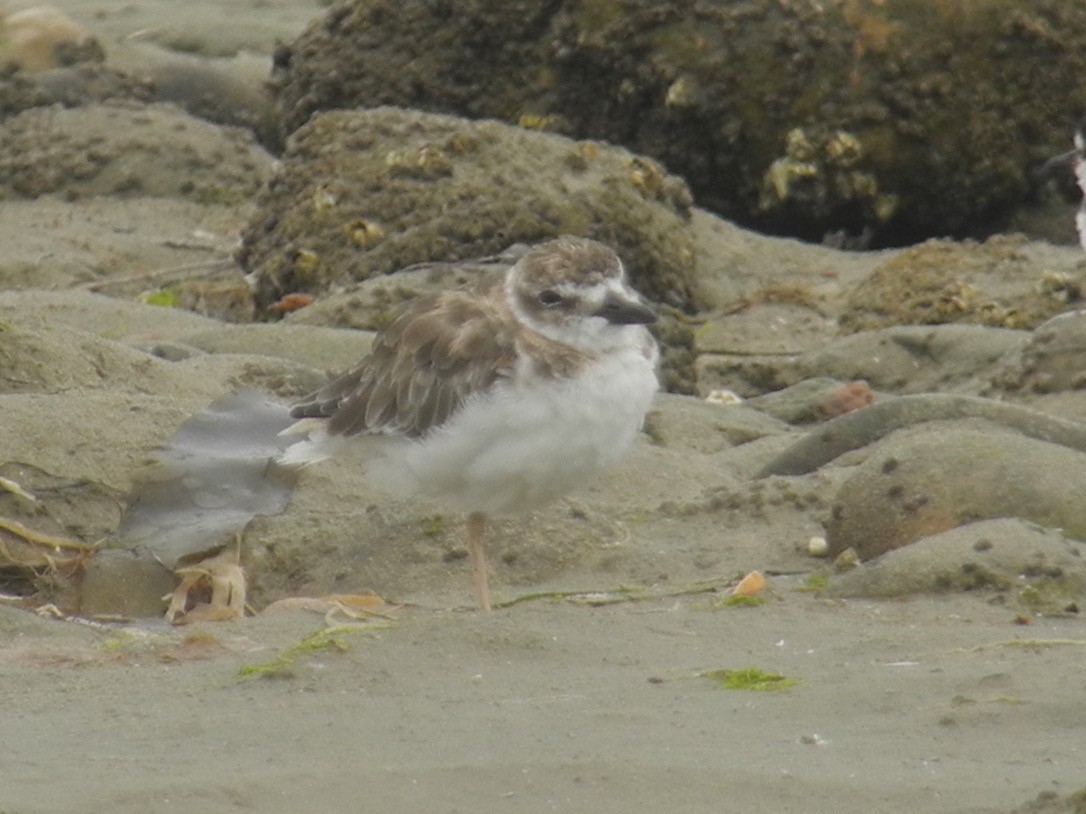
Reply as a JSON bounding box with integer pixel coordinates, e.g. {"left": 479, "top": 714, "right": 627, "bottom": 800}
{"left": 289, "top": 289, "right": 518, "bottom": 438}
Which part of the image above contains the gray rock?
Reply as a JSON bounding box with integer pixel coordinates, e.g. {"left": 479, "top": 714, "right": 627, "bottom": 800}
{"left": 180, "top": 323, "right": 375, "bottom": 373}
{"left": 990, "top": 309, "right": 1086, "bottom": 394}
{"left": 80, "top": 549, "right": 176, "bottom": 618}
{"left": 829, "top": 518, "right": 1086, "bottom": 602}
{"left": 826, "top": 423, "right": 1086, "bottom": 560}
{"left": 797, "top": 324, "right": 1027, "bottom": 393}
{"left": 759, "top": 393, "right": 1086, "bottom": 478}
{"left": 742, "top": 378, "right": 873, "bottom": 424}
{"left": 644, "top": 392, "right": 789, "bottom": 455}
{"left": 0, "top": 289, "right": 219, "bottom": 342}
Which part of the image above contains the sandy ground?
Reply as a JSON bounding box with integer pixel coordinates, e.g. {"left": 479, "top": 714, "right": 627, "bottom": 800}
{"left": 5, "top": 593, "right": 1083, "bottom": 814}
{"left": 1, "top": 3, "right": 1085, "bottom": 814}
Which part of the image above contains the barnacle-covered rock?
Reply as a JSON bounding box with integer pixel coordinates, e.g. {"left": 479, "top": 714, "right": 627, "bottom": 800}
{"left": 269, "top": 0, "right": 1086, "bottom": 245}
{"left": 237, "top": 106, "right": 698, "bottom": 314}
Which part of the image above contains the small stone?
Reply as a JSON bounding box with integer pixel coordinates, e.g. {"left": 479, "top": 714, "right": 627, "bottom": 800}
{"left": 807, "top": 536, "right": 829, "bottom": 557}
{"left": 705, "top": 389, "right": 743, "bottom": 406}
{"left": 832, "top": 547, "right": 861, "bottom": 572}
{"left": 80, "top": 549, "right": 176, "bottom": 618}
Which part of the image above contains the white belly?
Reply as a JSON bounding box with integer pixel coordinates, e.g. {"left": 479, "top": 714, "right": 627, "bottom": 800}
{"left": 379, "top": 348, "right": 658, "bottom": 514}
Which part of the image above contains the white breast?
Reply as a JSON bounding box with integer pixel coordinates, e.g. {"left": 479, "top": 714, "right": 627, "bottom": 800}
{"left": 377, "top": 344, "right": 658, "bottom": 514}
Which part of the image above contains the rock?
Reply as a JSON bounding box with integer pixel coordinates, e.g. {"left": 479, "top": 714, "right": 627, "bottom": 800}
{"left": 840, "top": 237, "right": 1086, "bottom": 333}
{"left": 744, "top": 378, "right": 876, "bottom": 424}
{"left": 237, "top": 106, "right": 697, "bottom": 315}
{"left": 80, "top": 549, "right": 176, "bottom": 618}
{"left": 826, "top": 424, "right": 1086, "bottom": 560}
{"left": 0, "top": 101, "right": 272, "bottom": 201}
{"left": 0, "top": 47, "right": 274, "bottom": 143}
{"left": 758, "top": 393, "right": 1086, "bottom": 478}
{"left": 0, "top": 63, "right": 153, "bottom": 124}
{"left": 270, "top": 0, "right": 1086, "bottom": 244}
{"left": 179, "top": 324, "right": 375, "bottom": 373}
{"left": 111, "top": 48, "right": 276, "bottom": 142}
{"left": 796, "top": 324, "right": 1028, "bottom": 393}
{"left": 0, "top": 320, "right": 184, "bottom": 396}
{"left": 284, "top": 251, "right": 522, "bottom": 333}
{"left": 828, "top": 518, "right": 1086, "bottom": 602}
{"left": 990, "top": 310, "right": 1086, "bottom": 394}
{"left": 0, "top": 7, "right": 102, "bottom": 73}
{"left": 0, "top": 289, "right": 216, "bottom": 344}
{"left": 643, "top": 392, "right": 788, "bottom": 455}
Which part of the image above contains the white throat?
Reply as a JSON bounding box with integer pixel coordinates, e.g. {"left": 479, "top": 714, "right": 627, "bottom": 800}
{"left": 504, "top": 271, "right": 652, "bottom": 355}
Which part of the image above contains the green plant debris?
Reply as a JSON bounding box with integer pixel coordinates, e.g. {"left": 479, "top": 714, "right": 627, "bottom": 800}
{"left": 1016, "top": 581, "right": 1078, "bottom": 616}
{"left": 419, "top": 514, "right": 448, "bottom": 537}
{"left": 140, "top": 288, "right": 179, "bottom": 308}
{"left": 714, "top": 594, "right": 766, "bottom": 609}
{"left": 238, "top": 624, "right": 384, "bottom": 679}
{"left": 798, "top": 571, "right": 829, "bottom": 594}
{"left": 495, "top": 577, "right": 738, "bottom": 609}
{"left": 700, "top": 667, "right": 799, "bottom": 692}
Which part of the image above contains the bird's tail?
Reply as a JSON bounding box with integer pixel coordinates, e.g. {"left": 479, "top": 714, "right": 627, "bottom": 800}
{"left": 276, "top": 418, "right": 334, "bottom": 467}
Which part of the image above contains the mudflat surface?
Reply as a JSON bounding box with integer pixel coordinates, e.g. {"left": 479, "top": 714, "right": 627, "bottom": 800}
{"left": 1, "top": 3, "right": 1084, "bottom": 814}
{"left": 4, "top": 595, "right": 1082, "bottom": 814}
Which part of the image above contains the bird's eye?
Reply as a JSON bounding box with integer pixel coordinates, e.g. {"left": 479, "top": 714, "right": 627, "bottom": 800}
{"left": 537, "top": 289, "right": 563, "bottom": 307}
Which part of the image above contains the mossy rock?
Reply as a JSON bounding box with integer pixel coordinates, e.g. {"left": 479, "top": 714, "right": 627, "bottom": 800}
{"left": 0, "top": 101, "right": 272, "bottom": 201}
{"left": 269, "top": 0, "right": 1086, "bottom": 245}
{"left": 840, "top": 236, "right": 1086, "bottom": 332}
{"left": 236, "top": 106, "right": 698, "bottom": 315}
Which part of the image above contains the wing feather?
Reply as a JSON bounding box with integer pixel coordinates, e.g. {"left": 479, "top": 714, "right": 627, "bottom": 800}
{"left": 290, "top": 288, "right": 517, "bottom": 438}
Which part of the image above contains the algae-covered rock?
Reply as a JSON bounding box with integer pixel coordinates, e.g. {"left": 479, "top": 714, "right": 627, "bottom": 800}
{"left": 0, "top": 101, "right": 272, "bottom": 201}
{"left": 270, "top": 0, "right": 1086, "bottom": 245}
{"left": 236, "top": 106, "right": 698, "bottom": 313}
{"left": 840, "top": 236, "right": 1086, "bottom": 332}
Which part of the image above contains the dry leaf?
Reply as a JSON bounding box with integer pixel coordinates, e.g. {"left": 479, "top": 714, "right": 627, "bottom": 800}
{"left": 163, "top": 545, "right": 246, "bottom": 624}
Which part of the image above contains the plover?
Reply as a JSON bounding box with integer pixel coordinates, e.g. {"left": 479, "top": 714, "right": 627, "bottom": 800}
{"left": 1043, "top": 116, "right": 1086, "bottom": 251}
{"left": 279, "top": 236, "right": 659, "bottom": 610}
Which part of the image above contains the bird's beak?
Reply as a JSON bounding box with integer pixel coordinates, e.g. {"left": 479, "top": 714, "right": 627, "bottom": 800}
{"left": 595, "top": 291, "right": 657, "bottom": 325}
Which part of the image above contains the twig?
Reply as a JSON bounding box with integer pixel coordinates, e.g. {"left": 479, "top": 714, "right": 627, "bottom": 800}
{"left": 959, "top": 638, "right": 1086, "bottom": 653}
{"left": 78, "top": 258, "right": 237, "bottom": 292}
{"left": 0, "top": 515, "right": 96, "bottom": 552}
{"left": 0, "top": 476, "right": 38, "bottom": 503}
{"left": 494, "top": 577, "right": 736, "bottom": 609}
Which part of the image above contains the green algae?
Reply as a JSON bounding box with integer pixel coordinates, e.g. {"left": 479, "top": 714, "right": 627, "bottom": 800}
{"left": 700, "top": 667, "right": 799, "bottom": 692}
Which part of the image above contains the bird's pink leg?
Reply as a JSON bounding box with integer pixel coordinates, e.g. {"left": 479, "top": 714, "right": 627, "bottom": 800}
{"left": 466, "top": 511, "right": 491, "bottom": 611}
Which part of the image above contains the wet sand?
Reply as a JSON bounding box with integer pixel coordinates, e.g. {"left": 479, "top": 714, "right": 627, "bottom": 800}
{"left": 1, "top": 3, "right": 1084, "bottom": 813}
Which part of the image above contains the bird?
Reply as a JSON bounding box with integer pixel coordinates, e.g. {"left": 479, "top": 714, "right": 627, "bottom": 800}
{"left": 1042, "top": 116, "right": 1086, "bottom": 251}
{"left": 278, "top": 235, "right": 660, "bottom": 610}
